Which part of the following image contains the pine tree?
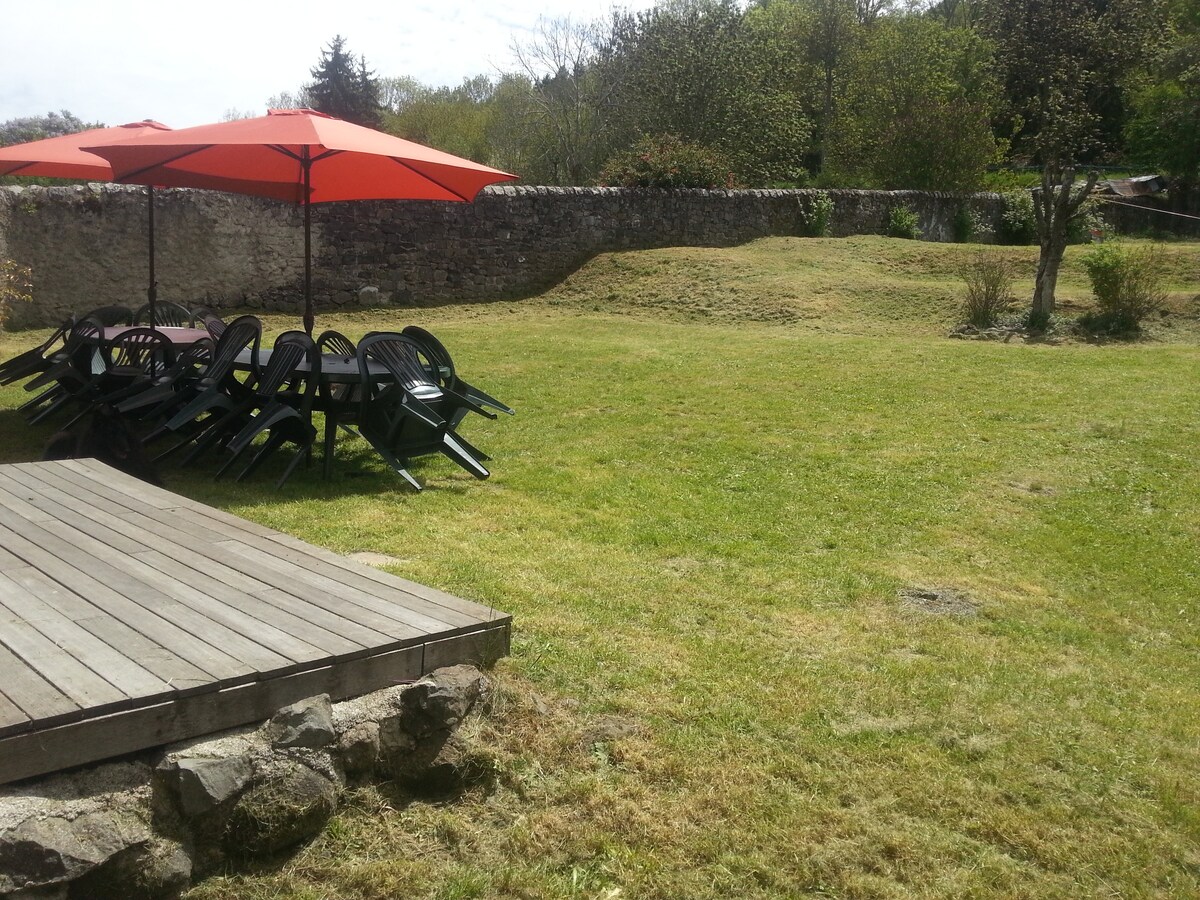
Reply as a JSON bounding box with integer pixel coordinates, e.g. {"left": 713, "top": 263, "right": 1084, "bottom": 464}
{"left": 307, "top": 36, "right": 383, "bottom": 128}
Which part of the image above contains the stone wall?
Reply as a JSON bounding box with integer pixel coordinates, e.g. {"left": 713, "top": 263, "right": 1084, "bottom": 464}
{"left": 1, "top": 185, "right": 1005, "bottom": 328}
{"left": 0, "top": 666, "right": 492, "bottom": 899}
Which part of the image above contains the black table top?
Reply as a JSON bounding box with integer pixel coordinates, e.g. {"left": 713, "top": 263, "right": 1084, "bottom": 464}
{"left": 234, "top": 348, "right": 388, "bottom": 385}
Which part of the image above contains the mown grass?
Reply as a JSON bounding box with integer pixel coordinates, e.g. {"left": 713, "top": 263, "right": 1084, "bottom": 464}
{"left": 1, "top": 237, "right": 1198, "bottom": 898}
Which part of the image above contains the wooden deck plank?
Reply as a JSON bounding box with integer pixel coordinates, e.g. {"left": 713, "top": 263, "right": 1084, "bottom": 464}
{"left": 0, "top": 618, "right": 130, "bottom": 713}
{"left": 49, "top": 458, "right": 178, "bottom": 510}
{"left": 0, "top": 571, "right": 173, "bottom": 701}
{"left": 33, "top": 461, "right": 507, "bottom": 629}
{"left": 203, "top": 541, "right": 436, "bottom": 638}
{"left": 0, "top": 643, "right": 81, "bottom": 727}
{"left": 0, "top": 543, "right": 30, "bottom": 572}
{"left": 18, "top": 465, "right": 478, "bottom": 636}
{"left": 265, "top": 531, "right": 507, "bottom": 623}
{"left": 215, "top": 540, "right": 467, "bottom": 634}
{"left": 0, "top": 521, "right": 253, "bottom": 684}
{"left": 251, "top": 588, "right": 408, "bottom": 648}
{"left": 133, "top": 551, "right": 373, "bottom": 659}
{"left": 4, "top": 566, "right": 212, "bottom": 694}
{"left": 0, "top": 691, "right": 31, "bottom": 739}
{"left": 0, "top": 468, "right": 153, "bottom": 556}
{"left": 8, "top": 514, "right": 296, "bottom": 676}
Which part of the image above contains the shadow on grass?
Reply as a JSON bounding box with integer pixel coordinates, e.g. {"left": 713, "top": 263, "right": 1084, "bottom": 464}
{"left": 0, "top": 408, "right": 57, "bottom": 464}
{"left": 0, "top": 402, "right": 483, "bottom": 511}
{"left": 157, "top": 431, "right": 484, "bottom": 512}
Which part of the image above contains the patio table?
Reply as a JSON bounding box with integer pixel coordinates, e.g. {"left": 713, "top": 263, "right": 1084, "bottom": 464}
{"left": 101, "top": 325, "right": 210, "bottom": 347}
{"left": 233, "top": 348, "right": 388, "bottom": 479}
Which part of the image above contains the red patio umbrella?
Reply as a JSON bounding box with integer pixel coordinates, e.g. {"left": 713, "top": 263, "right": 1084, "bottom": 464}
{"left": 0, "top": 121, "right": 173, "bottom": 322}
{"left": 86, "top": 109, "right": 519, "bottom": 334}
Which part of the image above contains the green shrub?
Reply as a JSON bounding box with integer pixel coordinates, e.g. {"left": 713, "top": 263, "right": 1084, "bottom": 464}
{"left": 599, "top": 134, "right": 736, "bottom": 189}
{"left": 887, "top": 205, "right": 922, "bottom": 240}
{"left": 0, "top": 259, "right": 32, "bottom": 330}
{"left": 998, "top": 190, "right": 1036, "bottom": 244}
{"left": 960, "top": 253, "right": 1016, "bottom": 328}
{"left": 1079, "top": 242, "right": 1168, "bottom": 334}
{"left": 953, "top": 205, "right": 987, "bottom": 243}
{"left": 799, "top": 191, "right": 834, "bottom": 237}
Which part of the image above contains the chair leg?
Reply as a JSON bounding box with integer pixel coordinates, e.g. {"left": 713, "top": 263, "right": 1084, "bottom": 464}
{"left": 323, "top": 414, "right": 339, "bottom": 480}
{"left": 372, "top": 444, "right": 422, "bottom": 490}
{"left": 441, "top": 432, "right": 490, "bottom": 479}
{"left": 275, "top": 438, "right": 314, "bottom": 489}
{"left": 215, "top": 437, "right": 256, "bottom": 479}
{"left": 450, "top": 432, "right": 490, "bottom": 462}
{"left": 19, "top": 385, "right": 62, "bottom": 414}
{"left": 28, "top": 393, "right": 76, "bottom": 425}
{"left": 237, "top": 430, "right": 289, "bottom": 482}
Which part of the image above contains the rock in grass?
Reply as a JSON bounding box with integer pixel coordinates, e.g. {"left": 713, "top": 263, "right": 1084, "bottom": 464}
{"left": 223, "top": 762, "right": 338, "bottom": 858}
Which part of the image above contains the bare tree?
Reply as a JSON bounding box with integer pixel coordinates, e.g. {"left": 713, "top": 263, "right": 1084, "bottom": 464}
{"left": 508, "top": 17, "right": 617, "bottom": 184}
{"left": 854, "top": 0, "right": 896, "bottom": 24}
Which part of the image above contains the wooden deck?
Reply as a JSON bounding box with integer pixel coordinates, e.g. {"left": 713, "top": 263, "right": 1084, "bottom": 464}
{"left": 0, "top": 459, "right": 511, "bottom": 785}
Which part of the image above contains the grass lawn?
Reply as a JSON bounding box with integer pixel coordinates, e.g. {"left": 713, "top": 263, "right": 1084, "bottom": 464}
{"left": 1, "top": 237, "right": 1198, "bottom": 898}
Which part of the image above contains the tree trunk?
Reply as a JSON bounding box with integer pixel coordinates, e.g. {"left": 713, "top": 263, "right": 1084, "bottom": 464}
{"left": 1029, "top": 164, "right": 1100, "bottom": 330}
{"left": 1032, "top": 236, "right": 1067, "bottom": 326}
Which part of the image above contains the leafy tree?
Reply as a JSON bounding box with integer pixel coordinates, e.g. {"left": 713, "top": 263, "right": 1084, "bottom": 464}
{"left": 768, "top": 0, "right": 860, "bottom": 177}
{"left": 981, "top": 0, "right": 1166, "bottom": 326}
{"left": 265, "top": 88, "right": 314, "bottom": 110}
{"left": 601, "top": 0, "right": 811, "bottom": 185}
{"left": 306, "top": 35, "right": 383, "bottom": 128}
{"left": 0, "top": 110, "right": 95, "bottom": 147}
{"left": 1124, "top": 0, "right": 1200, "bottom": 182}
{"left": 827, "top": 15, "right": 1001, "bottom": 189}
{"left": 384, "top": 76, "right": 498, "bottom": 165}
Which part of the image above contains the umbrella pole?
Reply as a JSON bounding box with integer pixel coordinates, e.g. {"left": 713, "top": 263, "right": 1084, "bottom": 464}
{"left": 147, "top": 185, "right": 157, "bottom": 328}
{"left": 303, "top": 148, "right": 313, "bottom": 336}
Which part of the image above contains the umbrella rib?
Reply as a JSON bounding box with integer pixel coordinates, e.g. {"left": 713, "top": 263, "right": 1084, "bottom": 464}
{"left": 387, "top": 157, "right": 472, "bottom": 201}
{"left": 120, "top": 145, "right": 213, "bottom": 182}
{"left": 269, "top": 145, "right": 340, "bottom": 164}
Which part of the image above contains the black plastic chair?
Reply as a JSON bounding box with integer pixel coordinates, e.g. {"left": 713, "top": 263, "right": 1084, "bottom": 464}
{"left": 25, "top": 317, "right": 108, "bottom": 425}
{"left": 113, "top": 337, "right": 215, "bottom": 417}
{"left": 60, "top": 327, "right": 176, "bottom": 428}
{"left": 200, "top": 312, "right": 227, "bottom": 341}
{"left": 214, "top": 331, "right": 321, "bottom": 487}
{"left": 146, "top": 315, "right": 262, "bottom": 456}
{"left": 354, "top": 333, "right": 489, "bottom": 490}
{"left": 134, "top": 301, "right": 192, "bottom": 327}
{"left": 401, "top": 325, "right": 515, "bottom": 425}
{"left": 0, "top": 316, "right": 74, "bottom": 387}
{"left": 313, "top": 330, "right": 361, "bottom": 478}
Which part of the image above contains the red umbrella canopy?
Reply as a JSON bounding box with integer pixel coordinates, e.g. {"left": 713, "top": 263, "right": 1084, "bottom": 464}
{"left": 85, "top": 109, "right": 518, "bottom": 203}
{"left": 0, "top": 120, "right": 171, "bottom": 179}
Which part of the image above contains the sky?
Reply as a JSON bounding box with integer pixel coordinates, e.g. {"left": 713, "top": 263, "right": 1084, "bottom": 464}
{"left": 0, "top": 0, "right": 658, "bottom": 129}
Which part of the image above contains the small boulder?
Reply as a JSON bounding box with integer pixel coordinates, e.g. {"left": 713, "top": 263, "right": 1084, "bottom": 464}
{"left": 66, "top": 835, "right": 192, "bottom": 900}
{"left": 268, "top": 695, "right": 336, "bottom": 751}
{"left": 171, "top": 757, "right": 253, "bottom": 818}
{"left": 223, "top": 763, "right": 338, "bottom": 858}
{"left": 399, "top": 666, "right": 489, "bottom": 739}
{"left": 0, "top": 809, "right": 150, "bottom": 893}
{"left": 337, "top": 721, "right": 381, "bottom": 780}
